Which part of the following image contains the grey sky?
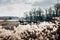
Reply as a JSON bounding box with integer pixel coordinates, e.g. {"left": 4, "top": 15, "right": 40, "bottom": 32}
{"left": 0, "top": 0, "right": 59, "bottom": 17}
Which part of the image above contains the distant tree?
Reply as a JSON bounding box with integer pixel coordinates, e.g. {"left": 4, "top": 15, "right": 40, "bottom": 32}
{"left": 45, "top": 9, "right": 48, "bottom": 21}
{"left": 24, "top": 12, "right": 29, "bottom": 21}
{"left": 37, "top": 8, "right": 43, "bottom": 21}
{"left": 29, "top": 11, "right": 33, "bottom": 22}
{"left": 48, "top": 7, "right": 53, "bottom": 18}
{"left": 54, "top": 3, "right": 60, "bottom": 17}
{"left": 52, "top": 10, "right": 56, "bottom": 17}
{"left": 32, "top": 8, "right": 37, "bottom": 22}
{"left": 45, "top": 7, "right": 55, "bottom": 21}
{"left": 24, "top": 7, "right": 56, "bottom": 22}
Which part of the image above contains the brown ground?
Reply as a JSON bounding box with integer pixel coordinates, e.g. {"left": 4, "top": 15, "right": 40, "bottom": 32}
{"left": 0, "top": 21, "right": 20, "bottom": 26}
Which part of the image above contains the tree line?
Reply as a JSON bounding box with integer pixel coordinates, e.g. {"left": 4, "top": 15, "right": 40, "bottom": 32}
{"left": 24, "top": 3, "right": 60, "bottom": 22}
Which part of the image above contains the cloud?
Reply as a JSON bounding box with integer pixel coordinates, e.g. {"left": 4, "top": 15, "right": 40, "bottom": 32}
{"left": 0, "top": 0, "right": 43, "bottom": 17}
{"left": 24, "top": 0, "right": 44, "bottom": 4}
{"left": 0, "top": 0, "right": 44, "bottom": 5}
{"left": 0, "top": 0, "right": 23, "bottom": 5}
{"left": 32, "top": 0, "right": 57, "bottom": 8}
{"left": 0, "top": 0, "right": 58, "bottom": 17}
{"left": 58, "top": 0, "right": 60, "bottom": 3}
{"left": 0, "top": 3, "right": 33, "bottom": 17}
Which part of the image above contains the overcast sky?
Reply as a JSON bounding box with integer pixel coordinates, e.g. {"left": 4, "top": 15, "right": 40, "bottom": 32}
{"left": 0, "top": 0, "right": 59, "bottom": 17}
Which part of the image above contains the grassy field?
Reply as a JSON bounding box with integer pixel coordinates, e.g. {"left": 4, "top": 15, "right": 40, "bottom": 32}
{"left": 0, "top": 21, "right": 20, "bottom": 26}
{"left": 0, "top": 21, "right": 59, "bottom": 40}
{"left": 0, "top": 20, "right": 59, "bottom": 40}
